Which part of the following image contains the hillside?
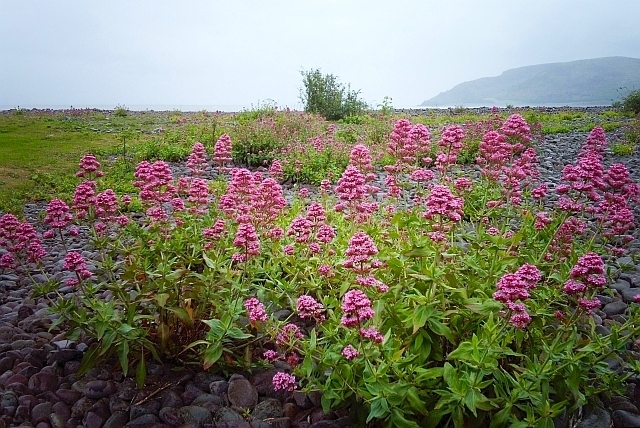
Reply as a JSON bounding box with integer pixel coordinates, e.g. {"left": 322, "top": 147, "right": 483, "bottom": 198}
{"left": 421, "top": 56, "right": 640, "bottom": 107}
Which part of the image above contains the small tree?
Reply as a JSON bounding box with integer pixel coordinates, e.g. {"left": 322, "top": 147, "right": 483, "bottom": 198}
{"left": 299, "top": 69, "right": 367, "bottom": 120}
{"left": 614, "top": 87, "right": 640, "bottom": 114}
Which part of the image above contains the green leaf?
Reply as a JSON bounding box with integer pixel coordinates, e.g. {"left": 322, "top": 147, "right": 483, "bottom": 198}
{"left": 203, "top": 253, "right": 217, "bottom": 269}
{"left": 203, "top": 343, "right": 223, "bottom": 370}
{"left": 118, "top": 341, "right": 130, "bottom": 376}
{"left": 226, "top": 327, "right": 252, "bottom": 340}
{"left": 136, "top": 351, "right": 146, "bottom": 389}
{"left": 415, "top": 366, "right": 444, "bottom": 383}
{"left": 403, "top": 246, "right": 432, "bottom": 258}
{"left": 412, "top": 305, "right": 430, "bottom": 333}
{"left": 167, "top": 307, "right": 194, "bottom": 329}
{"left": 118, "top": 323, "right": 135, "bottom": 335}
{"left": 390, "top": 408, "right": 421, "bottom": 428}
{"left": 155, "top": 293, "right": 169, "bottom": 308}
{"left": 443, "top": 362, "right": 460, "bottom": 390}
{"left": 367, "top": 397, "right": 390, "bottom": 423}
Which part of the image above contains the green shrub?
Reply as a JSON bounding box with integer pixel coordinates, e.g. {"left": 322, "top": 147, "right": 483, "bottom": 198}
{"left": 615, "top": 88, "right": 640, "bottom": 114}
{"left": 299, "top": 69, "right": 367, "bottom": 121}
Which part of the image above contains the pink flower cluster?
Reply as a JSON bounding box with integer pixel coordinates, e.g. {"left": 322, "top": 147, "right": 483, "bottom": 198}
{"left": 212, "top": 134, "right": 233, "bottom": 171}
{"left": 272, "top": 372, "right": 297, "bottom": 392}
{"left": 73, "top": 180, "right": 98, "bottom": 220}
{"left": 76, "top": 153, "right": 104, "bottom": 179}
{"left": 296, "top": 295, "right": 325, "bottom": 321}
{"left": 0, "top": 214, "right": 47, "bottom": 268}
{"left": 340, "top": 289, "right": 375, "bottom": 327}
{"left": 232, "top": 223, "right": 260, "bottom": 262}
{"left": 435, "top": 125, "right": 465, "bottom": 171}
{"left": 493, "top": 264, "right": 542, "bottom": 329}
{"left": 244, "top": 297, "right": 268, "bottom": 322}
{"left": 334, "top": 165, "right": 379, "bottom": 222}
{"left": 499, "top": 114, "right": 531, "bottom": 148}
{"left": 63, "top": 251, "right": 92, "bottom": 285}
{"left": 134, "top": 161, "right": 176, "bottom": 223}
{"left": 562, "top": 253, "right": 606, "bottom": 312}
{"left": 423, "top": 184, "right": 464, "bottom": 227}
{"left": 44, "top": 199, "right": 73, "bottom": 230}
{"left": 186, "top": 142, "right": 208, "bottom": 177}
{"left": 269, "top": 160, "right": 284, "bottom": 182}
{"left": 343, "top": 231, "right": 382, "bottom": 275}
{"left": 220, "top": 168, "right": 287, "bottom": 230}
{"left": 387, "top": 119, "right": 432, "bottom": 171}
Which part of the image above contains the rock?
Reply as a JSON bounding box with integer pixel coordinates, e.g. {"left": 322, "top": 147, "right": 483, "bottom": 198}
{"left": 178, "top": 405, "right": 213, "bottom": 425}
{"left": 11, "top": 340, "right": 35, "bottom": 350}
{"left": 612, "top": 410, "right": 640, "bottom": 428}
{"left": 193, "top": 371, "right": 224, "bottom": 391}
{"left": 47, "top": 349, "right": 83, "bottom": 365}
{"left": 103, "top": 410, "right": 130, "bottom": 428}
{"left": 603, "top": 301, "right": 627, "bottom": 317}
{"left": 82, "top": 379, "right": 118, "bottom": 399}
{"left": 227, "top": 375, "right": 258, "bottom": 409}
{"left": 215, "top": 407, "right": 244, "bottom": 423}
{"left": 55, "top": 388, "right": 81, "bottom": 406}
{"left": 159, "top": 407, "right": 183, "bottom": 426}
{"left": 130, "top": 399, "right": 161, "bottom": 420}
{"left": 125, "top": 413, "right": 161, "bottom": 426}
{"left": 0, "top": 392, "right": 17, "bottom": 410}
{"left": 252, "top": 398, "right": 283, "bottom": 420}
{"left": 49, "top": 413, "right": 66, "bottom": 428}
{"left": 31, "top": 402, "right": 52, "bottom": 424}
{"left": 161, "top": 390, "right": 184, "bottom": 409}
{"left": 28, "top": 372, "right": 58, "bottom": 394}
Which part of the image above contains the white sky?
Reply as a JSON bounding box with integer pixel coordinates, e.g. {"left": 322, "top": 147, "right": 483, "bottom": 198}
{"left": 1, "top": 0, "right": 639, "bottom": 110}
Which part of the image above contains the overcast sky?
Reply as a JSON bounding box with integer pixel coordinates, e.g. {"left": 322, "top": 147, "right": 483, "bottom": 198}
{"left": 1, "top": 1, "right": 639, "bottom": 110}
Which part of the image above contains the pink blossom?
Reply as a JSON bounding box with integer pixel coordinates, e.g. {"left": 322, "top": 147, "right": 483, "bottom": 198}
{"left": 95, "top": 189, "right": 119, "bottom": 220}
{"left": 349, "top": 144, "right": 374, "bottom": 174}
{"left": 272, "top": 372, "right": 297, "bottom": 392}
{"left": 63, "top": 251, "right": 92, "bottom": 280}
{"left": 76, "top": 153, "right": 103, "bottom": 178}
{"left": 531, "top": 183, "right": 548, "bottom": 200}
{"left": 72, "top": 181, "right": 97, "bottom": 219}
{"left": 287, "top": 217, "right": 313, "bottom": 243}
{"left": 187, "top": 178, "right": 209, "bottom": 212}
{"left": 410, "top": 169, "right": 435, "bottom": 183}
{"left": 341, "top": 345, "right": 360, "bottom": 360}
{"left": 283, "top": 244, "right": 295, "bottom": 256}
{"left": 360, "top": 326, "right": 384, "bottom": 343}
{"left": 454, "top": 177, "right": 472, "bottom": 192}
{"left": 204, "top": 219, "right": 226, "bottom": 240}
{"left": 423, "top": 185, "right": 464, "bottom": 223}
{"left": 563, "top": 279, "right": 587, "bottom": 295}
{"left": 276, "top": 323, "right": 303, "bottom": 347}
{"left": 269, "top": 160, "right": 284, "bottom": 182}
{"left": 45, "top": 199, "right": 73, "bottom": 229}
{"left": 187, "top": 142, "right": 208, "bottom": 176}
{"left": 245, "top": 297, "right": 268, "bottom": 322}
{"left": 213, "top": 134, "right": 233, "bottom": 169}
{"left": 232, "top": 223, "right": 260, "bottom": 262}
{"left": 296, "top": 295, "right": 325, "bottom": 320}
{"left": 318, "top": 264, "right": 334, "bottom": 277}
{"left": 500, "top": 114, "right": 531, "bottom": 146}
{"left": 583, "top": 126, "right": 607, "bottom": 155}
{"left": 0, "top": 253, "right": 15, "bottom": 269}
{"left": 578, "top": 297, "right": 601, "bottom": 313}
{"left": 534, "top": 211, "right": 553, "bottom": 230}
{"left": 263, "top": 350, "right": 279, "bottom": 362}
{"left": 343, "top": 231, "right": 379, "bottom": 274}
{"left": 341, "top": 289, "right": 375, "bottom": 327}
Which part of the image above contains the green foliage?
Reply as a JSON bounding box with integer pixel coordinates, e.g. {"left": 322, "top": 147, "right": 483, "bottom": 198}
{"left": 610, "top": 142, "right": 636, "bottom": 156}
{"left": 299, "top": 69, "right": 367, "bottom": 121}
{"left": 114, "top": 104, "right": 129, "bottom": 117}
{"left": 616, "top": 88, "right": 640, "bottom": 114}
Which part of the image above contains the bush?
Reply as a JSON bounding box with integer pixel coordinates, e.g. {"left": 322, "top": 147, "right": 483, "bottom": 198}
{"left": 614, "top": 88, "right": 640, "bottom": 114}
{"left": 299, "top": 69, "right": 367, "bottom": 120}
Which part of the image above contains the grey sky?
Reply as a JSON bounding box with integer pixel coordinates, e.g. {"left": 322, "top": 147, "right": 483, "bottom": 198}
{"left": 1, "top": 0, "right": 639, "bottom": 110}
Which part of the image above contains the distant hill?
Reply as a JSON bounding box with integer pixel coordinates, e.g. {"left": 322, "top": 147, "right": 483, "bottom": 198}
{"left": 421, "top": 57, "right": 640, "bottom": 107}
